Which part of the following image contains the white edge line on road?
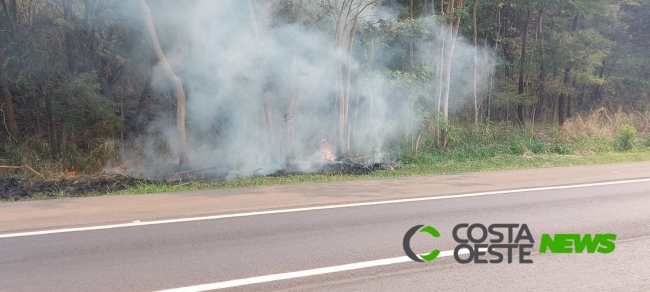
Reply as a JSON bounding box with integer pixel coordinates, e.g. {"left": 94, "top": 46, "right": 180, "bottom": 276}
{"left": 1, "top": 178, "right": 649, "bottom": 239}
{"left": 155, "top": 249, "right": 468, "bottom": 291}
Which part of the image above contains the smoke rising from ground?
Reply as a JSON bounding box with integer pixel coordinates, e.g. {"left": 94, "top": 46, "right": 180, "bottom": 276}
{"left": 125, "top": 0, "right": 495, "bottom": 179}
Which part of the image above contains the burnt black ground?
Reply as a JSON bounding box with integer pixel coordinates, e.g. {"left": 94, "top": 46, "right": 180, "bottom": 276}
{"left": 0, "top": 173, "right": 156, "bottom": 201}
{"left": 0, "top": 159, "right": 399, "bottom": 201}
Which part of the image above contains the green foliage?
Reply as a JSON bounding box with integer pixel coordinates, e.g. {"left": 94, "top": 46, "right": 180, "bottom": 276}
{"left": 3, "top": 0, "right": 650, "bottom": 179}
{"left": 615, "top": 124, "right": 637, "bottom": 151}
{"left": 52, "top": 18, "right": 74, "bottom": 30}
{"left": 551, "top": 143, "right": 574, "bottom": 155}
{"left": 56, "top": 73, "right": 121, "bottom": 133}
{"left": 530, "top": 140, "right": 551, "bottom": 154}
{"left": 400, "top": 121, "right": 605, "bottom": 165}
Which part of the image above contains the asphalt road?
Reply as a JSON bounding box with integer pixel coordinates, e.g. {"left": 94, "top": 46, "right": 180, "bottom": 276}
{"left": 1, "top": 163, "right": 650, "bottom": 291}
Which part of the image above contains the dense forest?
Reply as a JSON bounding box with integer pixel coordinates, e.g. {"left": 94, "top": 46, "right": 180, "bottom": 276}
{"left": 0, "top": 0, "right": 648, "bottom": 179}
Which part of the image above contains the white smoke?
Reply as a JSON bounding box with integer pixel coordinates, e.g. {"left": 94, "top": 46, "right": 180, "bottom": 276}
{"left": 123, "top": 0, "right": 495, "bottom": 178}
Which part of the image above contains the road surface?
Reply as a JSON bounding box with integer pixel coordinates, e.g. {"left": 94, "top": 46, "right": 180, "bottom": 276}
{"left": 1, "top": 162, "right": 649, "bottom": 291}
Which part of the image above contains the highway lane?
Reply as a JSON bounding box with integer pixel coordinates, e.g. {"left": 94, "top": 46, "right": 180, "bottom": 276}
{"left": 1, "top": 178, "right": 649, "bottom": 291}
{"left": 233, "top": 237, "right": 650, "bottom": 292}
{"left": 3, "top": 161, "right": 650, "bottom": 234}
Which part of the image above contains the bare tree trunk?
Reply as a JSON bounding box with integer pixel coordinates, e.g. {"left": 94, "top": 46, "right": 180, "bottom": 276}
{"left": 558, "top": 12, "right": 580, "bottom": 127}
{"left": 138, "top": 0, "right": 189, "bottom": 169}
{"left": 332, "top": 0, "right": 375, "bottom": 156}
{"left": 517, "top": 7, "right": 531, "bottom": 125}
{"left": 285, "top": 0, "right": 303, "bottom": 161}
{"left": 335, "top": 1, "right": 347, "bottom": 156}
{"left": 42, "top": 85, "right": 58, "bottom": 156}
{"left": 472, "top": 0, "right": 479, "bottom": 127}
{"left": 487, "top": 3, "right": 502, "bottom": 124}
{"left": 0, "top": 0, "right": 14, "bottom": 31}
{"left": 440, "top": 0, "right": 464, "bottom": 148}
{"left": 434, "top": 0, "right": 448, "bottom": 147}
{"left": 133, "top": 58, "right": 156, "bottom": 134}
{"left": 248, "top": 0, "right": 274, "bottom": 157}
{"left": 63, "top": 0, "right": 76, "bottom": 74}
{"left": 408, "top": 0, "right": 414, "bottom": 71}
{"left": 9, "top": 0, "right": 16, "bottom": 22}
{"left": 343, "top": 2, "right": 364, "bottom": 153}
{"left": 558, "top": 91, "right": 566, "bottom": 126}
{"left": 0, "top": 60, "right": 18, "bottom": 139}
{"left": 534, "top": 5, "right": 545, "bottom": 123}
{"left": 434, "top": 28, "right": 446, "bottom": 147}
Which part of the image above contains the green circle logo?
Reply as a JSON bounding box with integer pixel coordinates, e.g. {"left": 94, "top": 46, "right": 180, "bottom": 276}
{"left": 403, "top": 225, "right": 441, "bottom": 262}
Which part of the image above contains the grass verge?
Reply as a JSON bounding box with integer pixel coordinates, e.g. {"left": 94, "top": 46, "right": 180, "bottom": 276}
{"left": 114, "top": 148, "right": 650, "bottom": 196}
{"left": 3, "top": 113, "right": 649, "bottom": 201}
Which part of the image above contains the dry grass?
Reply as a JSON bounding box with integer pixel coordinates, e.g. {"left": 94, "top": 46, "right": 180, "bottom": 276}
{"left": 560, "top": 108, "right": 649, "bottom": 141}
{"left": 3, "top": 109, "right": 650, "bottom": 180}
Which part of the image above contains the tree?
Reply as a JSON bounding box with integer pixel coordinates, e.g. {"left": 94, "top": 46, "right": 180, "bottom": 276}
{"left": 326, "top": 0, "right": 377, "bottom": 155}
{"left": 0, "top": 0, "right": 18, "bottom": 140}
{"left": 138, "top": 0, "right": 190, "bottom": 169}
{"left": 285, "top": 0, "right": 304, "bottom": 161}
{"left": 517, "top": 3, "right": 531, "bottom": 125}
{"left": 437, "top": 0, "right": 466, "bottom": 147}
{"left": 472, "top": 0, "right": 479, "bottom": 126}
{"left": 0, "top": 56, "right": 18, "bottom": 140}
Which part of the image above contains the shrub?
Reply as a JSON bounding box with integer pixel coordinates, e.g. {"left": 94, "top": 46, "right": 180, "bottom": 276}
{"left": 615, "top": 124, "right": 637, "bottom": 151}
{"left": 530, "top": 140, "right": 550, "bottom": 154}
{"left": 643, "top": 135, "right": 650, "bottom": 148}
{"left": 551, "top": 143, "right": 573, "bottom": 154}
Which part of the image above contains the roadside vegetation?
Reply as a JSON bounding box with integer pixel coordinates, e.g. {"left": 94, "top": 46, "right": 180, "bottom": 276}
{"left": 119, "top": 109, "right": 650, "bottom": 195}
{"left": 3, "top": 109, "right": 649, "bottom": 201}
{"left": 1, "top": 1, "right": 650, "bottom": 200}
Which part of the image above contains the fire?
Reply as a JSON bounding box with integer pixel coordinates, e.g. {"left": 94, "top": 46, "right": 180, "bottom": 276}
{"left": 320, "top": 139, "right": 335, "bottom": 161}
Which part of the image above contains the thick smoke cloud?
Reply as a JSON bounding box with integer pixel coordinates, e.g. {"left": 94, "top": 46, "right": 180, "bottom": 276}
{"left": 124, "top": 0, "right": 495, "bottom": 179}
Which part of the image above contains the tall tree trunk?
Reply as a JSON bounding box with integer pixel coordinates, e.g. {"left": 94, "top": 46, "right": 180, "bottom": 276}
{"left": 408, "top": 0, "right": 415, "bottom": 71}
{"left": 133, "top": 58, "right": 157, "bottom": 134}
{"left": 343, "top": 2, "right": 364, "bottom": 153}
{"left": 472, "top": 0, "right": 479, "bottom": 127}
{"left": 0, "top": 0, "right": 14, "bottom": 31}
{"left": 334, "top": 0, "right": 374, "bottom": 155}
{"left": 285, "top": 0, "right": 303, "bottom": 162}
{"left": 0, "top": 60, "right": 18, "bottom": 140}
{"left": 534, "top": 5, "right": 545, "bottom": 123}
{"left": 440, "top": 0, "right": 464, "bottom": 148}
{"left": 9, "top": 0, "right": 16, "bottom": 22}
{"left": 43, "top": 86, "right": 58, "bottom": 156}
{"left": 517, "top": 7, "right": 531, "bottom": 125}
{"left": 138, "top": 0, "right": 189, "bottom": 169}
{"left": 558, "top": 92, "right": 566, "bottom": 126}
{"left": 558, "top": 12, "right": 580, "bottom": 126}
{"left": 63, "top": 0, "right": 76, "bottom": 74}
{"left": 248, "top": 0, "right": 274, "bottom": 157}
{"left": 335, "top": 1, "right": 348, "bottom": 156}
{"left": 434, "top": 27, "right": 446, "bottom": 148}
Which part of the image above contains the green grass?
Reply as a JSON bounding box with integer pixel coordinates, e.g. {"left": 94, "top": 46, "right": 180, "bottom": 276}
{"left": 113, "top": 123, "right": 650, "bottom": 195}
{"left": 4, "top": 122, "right": 649, "bottom": 201}
{"left": 114, "top": 148, "right": 650, "bottom": 195}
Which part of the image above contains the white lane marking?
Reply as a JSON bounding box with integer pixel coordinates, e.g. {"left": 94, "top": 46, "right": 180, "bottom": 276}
{"left": 1, "top": 178, "right": 649, "bottom": 239}
{"left": 156, "top": 249, "right": 469, "bottom": 291}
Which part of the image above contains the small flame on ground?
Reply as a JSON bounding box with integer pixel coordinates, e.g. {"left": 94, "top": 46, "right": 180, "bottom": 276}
{"left": 320, "top": 139, "right": 335, "bottom": 162}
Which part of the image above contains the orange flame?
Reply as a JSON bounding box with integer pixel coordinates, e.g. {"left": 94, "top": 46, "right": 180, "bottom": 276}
{"left": 320, "top": 139, "right": 335, "bottom": 161}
